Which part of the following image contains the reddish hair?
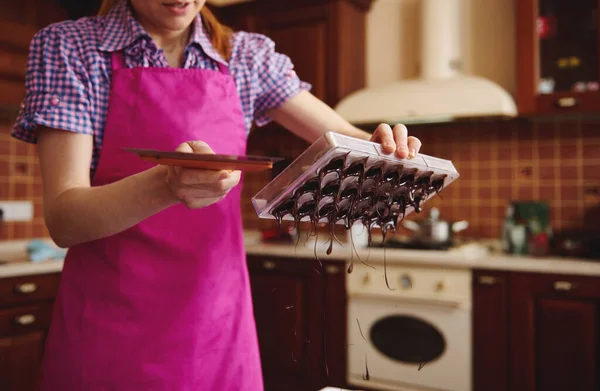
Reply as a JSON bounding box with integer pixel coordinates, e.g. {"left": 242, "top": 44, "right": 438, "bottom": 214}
{"left": 98, "top": 1, "right": 233, "bottom": 60}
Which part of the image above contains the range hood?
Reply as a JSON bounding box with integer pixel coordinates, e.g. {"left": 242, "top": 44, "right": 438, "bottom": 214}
{"left": 334, "top": 0, "right": 517, "bottom": 125}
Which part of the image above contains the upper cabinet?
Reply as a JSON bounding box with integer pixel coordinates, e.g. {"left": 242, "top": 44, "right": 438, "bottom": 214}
{"left": 214, "top": 0, "right": 373, "bottom": 108}
{"left": 516, "top": 0, "right": 600, "bottom": 115}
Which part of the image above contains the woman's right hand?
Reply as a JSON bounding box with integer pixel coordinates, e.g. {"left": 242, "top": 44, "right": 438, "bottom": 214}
{"left": 165, "top": 141, "right": 241, "bottom": 209}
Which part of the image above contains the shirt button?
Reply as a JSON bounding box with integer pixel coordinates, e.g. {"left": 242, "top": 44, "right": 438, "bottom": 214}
{"left": 50, "top": 96, "right": 60, "bottom": 106}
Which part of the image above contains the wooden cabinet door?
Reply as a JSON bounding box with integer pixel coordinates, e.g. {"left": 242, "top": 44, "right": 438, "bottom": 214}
{"left": 0, "top": 331, "right": 46, "bottom": 391}
{"left": 322, "top": 261, "right": 348, "bottom": 388}
{"left": 472, "top": 270, "right": 509, "bottom": 391}
{"left": 509, "top": 272, "right": 600, "bottom": 391}
{"left": 247, "top": 255, "right": 325, "bottom": 391}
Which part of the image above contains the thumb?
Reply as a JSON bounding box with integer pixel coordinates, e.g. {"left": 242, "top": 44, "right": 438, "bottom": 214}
{"left": 175, "top": 141, "right": 214, "bottom": 154}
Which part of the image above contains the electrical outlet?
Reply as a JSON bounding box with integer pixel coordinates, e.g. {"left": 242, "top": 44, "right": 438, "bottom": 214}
{"left": 0, "top": 201, "right": 34, "bottom": 222}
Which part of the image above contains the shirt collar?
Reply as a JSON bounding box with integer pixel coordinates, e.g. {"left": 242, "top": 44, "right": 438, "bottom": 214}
{"left": 98, "top": 0, "right": 227, "bottom": 66}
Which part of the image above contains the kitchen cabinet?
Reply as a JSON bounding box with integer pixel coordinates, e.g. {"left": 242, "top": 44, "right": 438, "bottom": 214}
{"left": 215, "top": 0, "right": 373, "bottom": 108}
{"left": 472, "top": 270, "right": 509, "bottom": 391}
{"left": 473, "top": 269, "right": 600, "bottom": 391}
{"left": 0, "top": 273, "right": 61, "bottom": 391}
{"left": 246, "top": 255, "right": 349, "bottom": 391}
{"left": 0, "top": 0, "right": 66, "bottom": 121}
{"left": 515, "top": 0, "right": 600, "bottom": 115}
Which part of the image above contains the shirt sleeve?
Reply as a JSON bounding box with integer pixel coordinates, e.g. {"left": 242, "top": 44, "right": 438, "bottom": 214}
{"left": 237, "top": 32, "right": 312, "bottom": 127}
{"left": 12, "top": 23, "right": 93, "bottom": 143}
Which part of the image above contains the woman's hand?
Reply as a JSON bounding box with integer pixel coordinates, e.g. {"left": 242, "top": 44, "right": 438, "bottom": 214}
{"left": 165, "top": 141, "right": 241, "bottom": 209}
{"left": 370, "top": 123, "right": 422, "bottom": 159}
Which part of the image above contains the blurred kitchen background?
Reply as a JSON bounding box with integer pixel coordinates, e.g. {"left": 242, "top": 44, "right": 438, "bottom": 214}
{"left": 1, "top": 1, "right": 600, "bottom": 391}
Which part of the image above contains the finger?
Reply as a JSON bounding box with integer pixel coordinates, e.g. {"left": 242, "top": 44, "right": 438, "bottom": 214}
{"left": 178, "top": 168, "right": 227, "bottom": 185}
{"left": 407, "top": 136, "right": 422, "bottom": 158}
{"left": 371, "top": 123, "right": 395, "bottom": 153}
{"left": 185, "top": 141, "right": 214, "bottom": 154}
{"left": 392, "top": 124, "right": 409, "bottom": 159}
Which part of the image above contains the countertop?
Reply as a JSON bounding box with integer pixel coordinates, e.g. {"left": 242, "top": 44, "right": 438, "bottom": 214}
{"left": 2, "top": 231, "right": 600, "bottom": 278}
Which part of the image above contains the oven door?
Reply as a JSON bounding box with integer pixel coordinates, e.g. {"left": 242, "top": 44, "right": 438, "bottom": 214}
{"left": 347, "top": 295, "right": 471, "bottom": 391}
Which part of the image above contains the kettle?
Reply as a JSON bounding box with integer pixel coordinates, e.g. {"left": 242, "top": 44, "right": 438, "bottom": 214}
{"left": 402, "top": 207, "right": 469, "bottom": 246}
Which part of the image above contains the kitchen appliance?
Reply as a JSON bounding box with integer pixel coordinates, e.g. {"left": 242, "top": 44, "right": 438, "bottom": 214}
{"left": 125, "top": 148, "right": 283, "bottom": 172}
{"left": 401, "top": 207, "right": 469, "bottom": 247}
{"left": 334, "top": 0, "right": 516, "bottom": 125}
{"left": 252, "top": 132, "right": 459, "bottom": 230}
{"left": 346, "top": 252, "right": 474, "bottom": 391}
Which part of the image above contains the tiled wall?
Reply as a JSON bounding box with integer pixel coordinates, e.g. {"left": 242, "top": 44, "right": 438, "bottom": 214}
{"left": 0, "top": 122, "right": 47, "bottom": 240}
{"left": 1, "top": 117, "right": 599, "bottom": 241}
{"left": 241, "top": 117, "right": 600, "bottom": 239}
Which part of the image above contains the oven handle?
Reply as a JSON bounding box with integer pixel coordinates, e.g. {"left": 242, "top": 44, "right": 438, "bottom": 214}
{"left": 348, "top": 292, "right": 468, "bottom": 309}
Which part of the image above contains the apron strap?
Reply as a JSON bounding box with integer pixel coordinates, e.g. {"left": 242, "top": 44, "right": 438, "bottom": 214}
{"left": 111, "top": 51, "right": 126, "bottom": 71}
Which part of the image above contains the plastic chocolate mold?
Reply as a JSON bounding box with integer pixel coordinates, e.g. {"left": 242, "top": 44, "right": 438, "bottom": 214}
{"left": 252, "top": 132, "right": 459, "bottom": 246}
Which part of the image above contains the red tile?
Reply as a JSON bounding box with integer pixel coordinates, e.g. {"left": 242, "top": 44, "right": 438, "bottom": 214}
{"left": 560, "top": 165, "right": 579, "bottom": 180}
{"left": 498, "top": 146, "right": 513, "bottom": 161}
{"left": 559, "top": 144, "right": 578, "bottom": 159}
{"left": 14, "top": 183, "right": 28, "bottom": 198}
{"left": 518, "top": 186, "right": 534, "bottom": 200}
{"left": 560, "top": 186, "right": 580, "bottom": 202}
{"left": 498, "top": 186, "right": 513, "bottom": 201}
{"left": 582, "top": 144, "right": 600, "bottom": 160}
{"left": 517, "top": 144, "right": 534, "bottom": 160}
{"left": 539, "top": 166, "right": 556, "bottom": 180}
{"left": 538, "top": 144, "right": 556, "bottom": 160}
{"left": 583, "top": 164, "right": 600, "bottom": 181}
{"left": 479, "top": 187, "right": 492, "bottom": 199}
{"left": 497, "top": 166, "right": 513, "bottom": 181}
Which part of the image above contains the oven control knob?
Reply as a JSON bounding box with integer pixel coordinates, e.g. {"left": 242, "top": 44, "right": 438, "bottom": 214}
{"left": 400, "top": 274, "right": 412, "bottom": 289}
{"left": 362, "top": 273, "right": 370, "bottom": 286}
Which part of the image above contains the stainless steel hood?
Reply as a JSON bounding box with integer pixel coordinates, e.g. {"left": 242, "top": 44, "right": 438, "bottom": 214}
{"left": 334, "top": 0, "right": 517, "bottom": 125}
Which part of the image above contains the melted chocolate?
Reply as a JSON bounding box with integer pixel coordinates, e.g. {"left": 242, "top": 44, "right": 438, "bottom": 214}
{"left": 271, "top": 156, "right": 445, "bottom": 272}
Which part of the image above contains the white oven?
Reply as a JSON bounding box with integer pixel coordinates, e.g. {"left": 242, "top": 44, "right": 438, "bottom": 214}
{"left": 346, "top": 256, "right": 472, "bottom": 391}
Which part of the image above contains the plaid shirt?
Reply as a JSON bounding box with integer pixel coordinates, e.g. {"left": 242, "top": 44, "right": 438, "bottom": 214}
{"left": 12, "top": 0, "right": 311, "bottom": 175}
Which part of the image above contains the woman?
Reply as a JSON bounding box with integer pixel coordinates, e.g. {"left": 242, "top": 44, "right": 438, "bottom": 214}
{"left": 13, "top": 0, "right": 422, "bottom": 389}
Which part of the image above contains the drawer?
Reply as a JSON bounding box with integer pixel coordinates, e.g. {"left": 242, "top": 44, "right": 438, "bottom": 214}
{"left": 0, "top": 304, "right": 53, "bottom": 336}
{"left": 0, "top": 273, "right": 60, "bottom": 307}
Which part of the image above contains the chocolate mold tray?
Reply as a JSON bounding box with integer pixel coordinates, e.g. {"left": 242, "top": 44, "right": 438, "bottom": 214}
{"left": 252, "top": 132, "right": 459, "bottom": 233}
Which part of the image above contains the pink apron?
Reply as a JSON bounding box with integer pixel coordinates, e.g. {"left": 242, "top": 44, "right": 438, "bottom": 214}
{"left": 38, "top": 50, "right": 263, "bottom": 390}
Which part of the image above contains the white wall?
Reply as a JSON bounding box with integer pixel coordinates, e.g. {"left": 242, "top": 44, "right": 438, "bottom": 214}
{"left": 365, "top": 0, "right": 516, "bottom": 95}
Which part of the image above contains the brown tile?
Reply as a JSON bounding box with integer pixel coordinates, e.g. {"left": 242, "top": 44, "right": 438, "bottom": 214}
{"left": 539, "top": 185, "right": 556, "bottom": 200}
{"left": 498, "top": 186, "right": 513, "bottom": 201}
{"left": 560, "top": 165, "right": 579, "bottom": 180}
{"left": 498, "top": 146, "right": 513, "bottom": 161}
{"left": 582, "top": 144, "right": 600, "bottom": 160}
{"left": 559, "top": 144, "right": 578, "bottom": 160}
{"left": 497, "top": 166, "right": 513, "bottom": 181}
{"left": 557, "top": 120, "right": 581, "bottom": 139}
{"left": 560, "top": 185, "right": 580, "bottom": 202}
{"left": 581, "top": 120, "right": 600, "bottom": 139}
{"left": 480, "top": 206, "right": 494, "bottom": 219}
{"left": 14, "top": 183, "right": 28, "bottom": 198}
{"left": 12, "top": 222, "right": 29, "bottom": 239}
{"left": 479, "top": 168, "right": 492, "bottom": 180}
{"left": 14, "top": 141, "right": 32, "bottom": 157}
{"left": 518, "top": 186, "right": 534, "bottom": 200}
{"left": 479, "top": 187, "right": 492, "bottom": 199}
{"left": 517, "top": 144, "right": 534, "bottom": 160}
{"left": 539, "top": 166, "right": 556, "bottom": 180}
{"left": 538, "top": 144, "right": 556, "bottom": 160}
{"left": 0, "top": 160, "right": 10, "bottom": 176}
{"left": 34, "top": 202, "right": 44, "bottom": 218}
{"left": 535, "top": 122, "right": 556, "bottom": 141}
{"left": 0, "top": 139, "right": 10, "bottom": 156}
{"left": 32, "top": 223, "right": 49, "bottom": 238}
{"left": 33, "top": 182, "right": 43, "bottom": 197}
{"left": 561, "top": 205, "right": 581, "bottom": 220}
{"left": 0, "top": 179, "right": 9, "bottom": 198}
{"left": 583, "top": 164, "right": 600, "bottom": 181}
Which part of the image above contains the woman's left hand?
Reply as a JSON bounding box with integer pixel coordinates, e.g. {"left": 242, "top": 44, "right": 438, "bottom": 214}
{"left": 370, "top": 123, "right": 422, "bottom": 159}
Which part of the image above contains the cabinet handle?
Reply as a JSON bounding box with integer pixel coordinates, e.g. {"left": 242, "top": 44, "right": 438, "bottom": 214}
{"left": 263, "top": 261, "right": 277, "bottom": 270}
{"left": 477, "top": 276, "right": 497, "bottom": 285}
{"left": 553, "top": 281, "right": 574, "bottom": 291}
{"left": 325, "top": 265, "right": 342, "bottom": 274}
{"left": 14, "top": 283, "right": 38, "bottom": 295}
{"left": 15, "top": 314, "right": 36, "bottom": 326}
{"left": 555, "top": 97, "right": 578, "bottom": 108}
